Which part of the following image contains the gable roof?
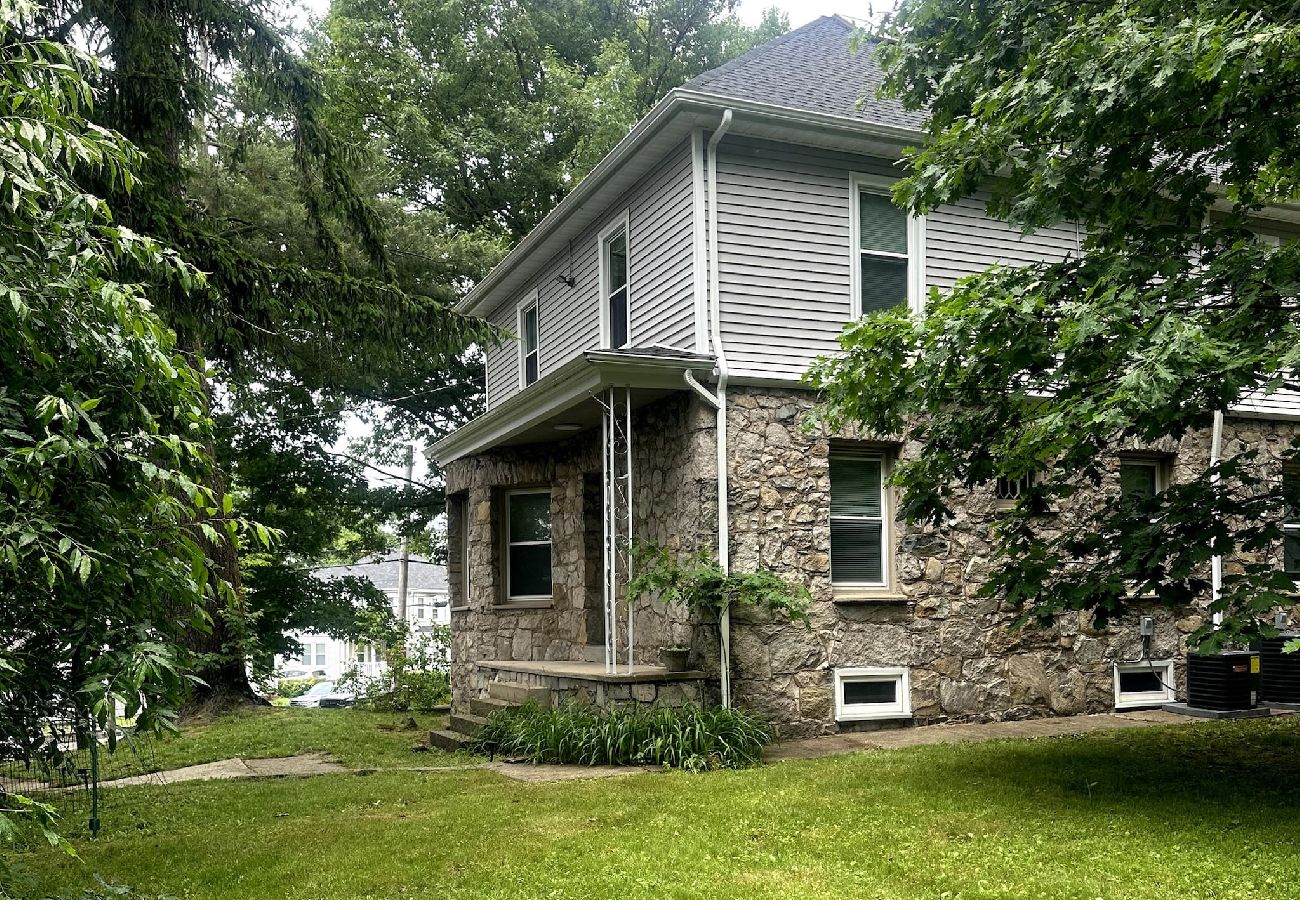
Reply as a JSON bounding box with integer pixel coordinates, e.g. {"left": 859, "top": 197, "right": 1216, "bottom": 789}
{"left": 315, "top": 556, "right": 448, "bottom": 594}
{"left": 681, "top": 15, "right": 924, "bottom": 130}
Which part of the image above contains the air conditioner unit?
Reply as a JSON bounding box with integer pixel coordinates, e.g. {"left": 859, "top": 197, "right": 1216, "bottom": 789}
{"left": 1259, "top": 635, "right": 1300, "bottom": 706}
{"left": 1186, "top": 651, "right": 1257, "bottom": 711}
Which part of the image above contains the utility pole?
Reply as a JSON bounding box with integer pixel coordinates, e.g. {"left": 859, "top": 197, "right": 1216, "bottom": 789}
{"left": 395, "top": 443, "right": 415, "bottom": 625}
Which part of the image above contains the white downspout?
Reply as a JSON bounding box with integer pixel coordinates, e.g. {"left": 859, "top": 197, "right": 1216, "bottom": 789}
{"left": 707, "top": 109, "right": 733, "bottom": 707}
{"left": 1210, "top": 410, "right": 1224, "bottom": 627}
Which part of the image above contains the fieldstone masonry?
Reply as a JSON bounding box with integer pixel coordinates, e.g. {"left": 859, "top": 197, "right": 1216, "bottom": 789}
{"left": 446, "top": 384, "right": 1300, "bottom": 737}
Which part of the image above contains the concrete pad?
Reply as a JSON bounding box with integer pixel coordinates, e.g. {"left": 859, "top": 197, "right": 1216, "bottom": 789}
{"left": 487, "top": 762, "right": 656, "bottom": 783}
{"left": 1161, "top": 702, "right": 1273, "bottom": 720}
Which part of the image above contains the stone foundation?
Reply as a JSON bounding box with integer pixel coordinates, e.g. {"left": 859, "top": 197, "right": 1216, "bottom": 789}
{"left": 445, "top": 384, "right": 1300, "bottom": 736}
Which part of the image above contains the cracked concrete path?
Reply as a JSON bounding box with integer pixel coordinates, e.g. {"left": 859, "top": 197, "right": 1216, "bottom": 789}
{"left": 99, "top": 752, "right": 348, "bottom": 788}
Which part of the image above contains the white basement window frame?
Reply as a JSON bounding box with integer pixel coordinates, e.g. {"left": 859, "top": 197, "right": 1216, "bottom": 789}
{"left": 849, "top": 173, "right": 926, "bottom": 317}
{"left": 830, "top": 450, "right": 890, "bottom": 589}
{"left": 597, "top": 211, "right": 632, "bottom": 349}
{"left": 993, "top": 473, "right": 1034, "bottom": 510}
{"left": 1113, "top": 659, "right": 1175, "bottom": 710}
{"left": 517, "top": 292, "right": 540, "bottom": 388}
{"left": 505, "top": 488, "right": 553, "bottom": 601}
{"left": 834, "top": 667, "right": 912, "bottom": 721}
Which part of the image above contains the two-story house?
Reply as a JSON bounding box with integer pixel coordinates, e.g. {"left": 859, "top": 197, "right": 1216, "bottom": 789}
{"left": 430, "top": 16, "right": 1300, "bottom": 740}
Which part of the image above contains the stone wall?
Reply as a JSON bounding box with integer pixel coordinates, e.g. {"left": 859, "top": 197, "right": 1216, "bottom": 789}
{"left": 444, "top": 392, "right": 716, "bottom": 708}
{"left": 722, "top": 386, "right": 1300, "bottom": 737}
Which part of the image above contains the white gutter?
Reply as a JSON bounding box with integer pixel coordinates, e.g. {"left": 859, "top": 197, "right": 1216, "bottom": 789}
{"left": 707, "top": 109, "right": 734, "bottom": 708}
{"left": 1210, "top": 410, "right": 1224, "bottom": 627}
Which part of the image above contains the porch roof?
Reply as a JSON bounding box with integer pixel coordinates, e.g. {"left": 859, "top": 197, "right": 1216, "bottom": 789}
{"left": 429, "top": 347, "right": 715, "bottom": 465}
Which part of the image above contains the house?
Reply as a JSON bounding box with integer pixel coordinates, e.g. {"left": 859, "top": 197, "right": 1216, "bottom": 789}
{"left": 430, "top": 16, "right": 1300, "bottom": 738}
{"left": 275, "top": 556, "right": 449, "bottom": 682}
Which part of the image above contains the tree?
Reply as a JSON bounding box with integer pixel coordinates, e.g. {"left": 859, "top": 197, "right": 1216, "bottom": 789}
{"left": 810, "top": 1, "right": 1300, "bottom": 649}
{"left": 0, "top": 0, "right": 247, "bottom": 802}
{"left": 30, "top": 0, "right": 493, "bottom": 700}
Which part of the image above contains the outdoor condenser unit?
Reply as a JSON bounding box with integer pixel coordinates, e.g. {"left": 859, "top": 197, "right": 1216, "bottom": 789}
{"left": 1185, "top": 651, "right": 1258, "bottom": 711}
{"left": 1258, "top": 635, "right": 1300, "bottom": 705}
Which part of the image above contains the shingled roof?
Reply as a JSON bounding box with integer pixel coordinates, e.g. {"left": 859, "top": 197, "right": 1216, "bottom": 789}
{"left": 315, "top": 556, "right": 448, "bottom": 594}
{"left": 681, "top": 15, "right": 925, "bottom": 130}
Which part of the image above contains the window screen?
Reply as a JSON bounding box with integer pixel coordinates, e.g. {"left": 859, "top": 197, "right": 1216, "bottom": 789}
{"left": 830, "top": 454, "right": 886, "bottom": 585}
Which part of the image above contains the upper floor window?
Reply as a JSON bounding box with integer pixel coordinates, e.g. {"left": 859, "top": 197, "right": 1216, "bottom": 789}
{"left": 518, "top": 295, "right": 539, "bottom": 387}
{"left": 506, "top": 489, "right": 552, "bottom": 600}
{"left": 599, "top": 214, "right": 630, "bottom": 348}
{"left": 830, "top": 451, "right": 889, "bottom": 586}
{"left": 850, "top": 174, "right": 924, "bottom": 316}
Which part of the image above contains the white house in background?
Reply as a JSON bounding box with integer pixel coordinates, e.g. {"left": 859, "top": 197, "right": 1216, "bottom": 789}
{"left": 275, "top": 555, "right": 450, "bottom": 682}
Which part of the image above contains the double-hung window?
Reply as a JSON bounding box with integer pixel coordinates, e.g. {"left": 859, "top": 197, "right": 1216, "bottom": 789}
{"left": 506, "top": 490, "right": 552, "bottom": 600}
{"left": 599, "top": 215, "right": 630, "bottom": 348}
{"left": 518, "top": 295, "right": 539, "bottom": 387}
{"left": 830, "top": 452, "right": 889, "bottom": 587}
{"left": 851, "top": 174, "right": 923, "bottom": 316}
{"left": 1283, "top": 469, "right": 1300, "bottom": 577}
{"left": 1119, "top": 457, "right": 1164, "bottom": 504}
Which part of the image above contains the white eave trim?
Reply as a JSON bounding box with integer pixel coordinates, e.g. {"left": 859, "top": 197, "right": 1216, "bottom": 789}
{"left": 430, "top": 350, "right": 715, "bottom": 465}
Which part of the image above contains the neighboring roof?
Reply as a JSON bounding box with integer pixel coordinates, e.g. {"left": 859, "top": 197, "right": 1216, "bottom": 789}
{"left": 316, "top": 556, "right": 448, "bottom": 593}
{"left": 680, "top": 16, "right": 924, "bottom": 130}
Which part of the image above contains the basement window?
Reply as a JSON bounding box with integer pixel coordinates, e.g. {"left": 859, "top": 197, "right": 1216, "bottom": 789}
{"left": 994, "top": 473, "right": 1032, "bottom": 510}
{"left": 1113, "top": 659, "right": 1175, "bottom": 710}
{"left": 834, "top": 667, "right": 911, "bottom": 722}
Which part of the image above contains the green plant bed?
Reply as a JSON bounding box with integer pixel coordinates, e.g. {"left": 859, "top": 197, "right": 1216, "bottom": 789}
{"left": 473, "top": 703, "right": 771, "bottom": 770}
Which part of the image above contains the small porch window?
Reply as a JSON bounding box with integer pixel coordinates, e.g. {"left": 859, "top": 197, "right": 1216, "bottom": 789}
{"left": 518, "top": 295, "right": 539, "bottom": 387}
{"left": 830, "top": 452, "right": 888, "bottom": 586}
{"left": 1113, "top": 659, "right": 1175, "bottom": 709}
{"left": 506, "top": 490, "right": 553, "bottom": 600}
{"left": 599, "top": 214, "right": 630, "bottom": 348}
{"left": 834, "top": 667, "right": 911, "bottom": 721}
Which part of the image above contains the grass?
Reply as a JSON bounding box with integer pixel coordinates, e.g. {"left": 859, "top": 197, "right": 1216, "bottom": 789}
{"left": 83, "top": 707, "right": 471, "bottom": 782}
{"left": 8, "top": 716, "right": 1300, "bottom": 899}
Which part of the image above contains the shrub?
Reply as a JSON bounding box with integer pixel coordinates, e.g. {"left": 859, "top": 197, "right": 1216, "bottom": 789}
{"left": 342, "top": 629, "right": 451, "bottom": 712}
{"left": 275, "top": 677, "right": 321, "bottom": 699}
{"left": 473, "top": 703, "right": 771, "bottom": 770}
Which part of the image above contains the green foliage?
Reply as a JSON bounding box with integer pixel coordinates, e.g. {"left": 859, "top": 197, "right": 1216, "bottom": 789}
{"left": 473, "top": 702, "right": 771, "bottom": 770}
{"left": 629, "top": 544, "right": 811, "bottom": 624}
{"left": 811, "top": 0, "right": 1300, "bottom": 648}
{"left": 341, "top": 628, "right": 451, "bottom": 712}
{"left": 272, "top": 678, "right": 321, "bottom": 700}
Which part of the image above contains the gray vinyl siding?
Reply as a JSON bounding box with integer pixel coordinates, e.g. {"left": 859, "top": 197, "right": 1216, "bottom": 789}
{"left": 714, "top": 137, "right": 1082, "bottom": 382}
{"left": 481, "top": 141, "right": 695, "bottom": 410}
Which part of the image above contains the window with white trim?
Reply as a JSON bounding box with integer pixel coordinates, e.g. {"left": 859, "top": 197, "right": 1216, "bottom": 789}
{"left": 1119, "top": 457, "right": 1165, "bottom": 504}
{"left": 835, "top": 667, "right": 911, "bottom": 721}
{"left": 599, "top": 217, "right": 630, "bottom": 348}
{"left": 850, "top": 174, "right": 924, "bottom": 316}
{"left": 1283, "top": 469, "right": 1300, "bottom": 577}
{"left": 518, "top": 296, "right": 539, "bottom": 387}
{"left": 1113, "top": 659, "right": 1175, "bottom": 709}
{"left": 830, "top": 451, "right": 889, "bottom": 586}
{"left": 506, "top": 490, "right": 552, "bottom": 600}
{"left": 994, "top": 473, "right": 1032, "bottom": 510}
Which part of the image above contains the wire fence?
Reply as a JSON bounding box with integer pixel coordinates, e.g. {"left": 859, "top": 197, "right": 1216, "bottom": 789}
{"left": 0, "top": 708, "right": 165, "bottom": 837}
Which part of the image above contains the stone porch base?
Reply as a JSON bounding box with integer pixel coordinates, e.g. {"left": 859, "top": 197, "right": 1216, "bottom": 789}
{"left": 469, "top": 659, "right": 709, "bottom": 709}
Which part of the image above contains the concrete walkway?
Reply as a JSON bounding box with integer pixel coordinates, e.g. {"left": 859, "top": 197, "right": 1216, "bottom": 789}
{"left": 99, "top": 752, "right": 348, "bottom": 787}
{"left": 764, "top": 709, "right": 1190, "bottom": 762}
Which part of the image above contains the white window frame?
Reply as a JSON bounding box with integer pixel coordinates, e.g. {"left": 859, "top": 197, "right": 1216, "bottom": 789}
{"left": 1118, "top": 456, "right": 1167, "bottom": 499}
{"left": 1282, "top": 468, "right": 1300, "bottom": 577}
{"left": 835, "top": 667, "right": 912, "bottom": 721}
{"left": 994, "top": 472, "right": 1034, "bottom": 510}
{"left": 829, "top": 450, "right": 891, "bottom": 589}
{"left": 505, "top": 488, "right": 553, "bottom": 601}
{"left": 849, "top": 173, "right": 926, "bottom": 317}
{"left": 1113, "top": 659, "right": 1175, "bottom": 710}
{"left": 597, "top": 211, "right": 632, "bottom": 348}
{"left": 516, "top": 292, "right": 540, "bottom": 388}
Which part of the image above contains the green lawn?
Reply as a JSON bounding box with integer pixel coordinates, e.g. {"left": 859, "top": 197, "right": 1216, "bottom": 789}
{"left": 8, "top": 714, "right": 1300, "bottom": 899}
{"left": 94, "top": 706, "right": 469, "bottom": 780}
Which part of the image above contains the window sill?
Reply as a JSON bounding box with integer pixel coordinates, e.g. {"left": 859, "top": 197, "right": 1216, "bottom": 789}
{"left": 450, "top": 605, "right": 471, "bottom": 614}
{"left": 833, "top": 589, "right": 910, "bottom": 605}
{"left": 836, "top": 711, "right": 913, "bottom": 723}
{"left": 492, "top": 600, "right": 554, "bottom": 610}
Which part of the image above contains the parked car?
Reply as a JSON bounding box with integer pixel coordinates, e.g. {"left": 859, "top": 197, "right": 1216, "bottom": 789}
{"left": 288, "top": 681, "right": 355, "bottom": 708}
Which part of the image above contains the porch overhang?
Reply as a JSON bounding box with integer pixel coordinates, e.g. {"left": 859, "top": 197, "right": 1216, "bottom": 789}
{"left": 429, "top": 348, "right": 715, "bottom": 465}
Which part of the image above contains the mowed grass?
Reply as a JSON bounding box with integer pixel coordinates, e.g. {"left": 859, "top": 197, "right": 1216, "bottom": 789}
{"left": 11, "top": 716, "right": 1300, "bottom": 899}
{"left": 95, "top": 707, "right": 469, "bottom": 779}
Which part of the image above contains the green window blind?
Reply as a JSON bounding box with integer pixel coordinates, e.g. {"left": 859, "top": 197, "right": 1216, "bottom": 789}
{"left": 830, "top": 455, "right": 886, "bottom": 585}
{"left": 858, "top": 189, "right": 908, "bottom": 315}
{"left": 1119, "top": 461, "right": 1159, "bottom": 503}
{"left": 858, "top": 192, "right": 907, "bottom": 254}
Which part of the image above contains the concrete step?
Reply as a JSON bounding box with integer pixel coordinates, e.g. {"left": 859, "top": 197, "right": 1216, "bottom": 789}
{"left": 428, "top": 728, "right": 475, "bottom": 752}
{"left": 449, "top": 712, "right": 489, "bottom": 737}
{"left": 487, "top": 680, "right": 550, "bottom": 706}
{"left": 470, "top": 696, "right": 518, "bottom": 718}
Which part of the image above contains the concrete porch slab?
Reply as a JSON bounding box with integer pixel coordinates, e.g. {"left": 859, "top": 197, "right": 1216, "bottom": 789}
{"left": 478, "top": 659, "right": 707, "bottom": 683}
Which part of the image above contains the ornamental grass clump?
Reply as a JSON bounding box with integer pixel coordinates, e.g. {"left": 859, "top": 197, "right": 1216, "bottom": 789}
{"left": 473, "top": 702, "right": 771, "bottom": 770}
